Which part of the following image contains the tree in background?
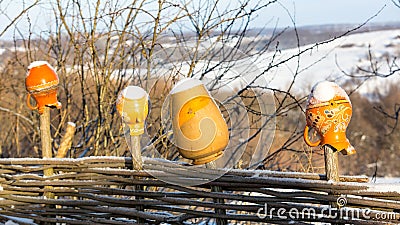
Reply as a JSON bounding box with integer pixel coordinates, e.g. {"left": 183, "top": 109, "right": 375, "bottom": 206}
{"left": 0, "top": 0, "right": 398, "bottom": 177}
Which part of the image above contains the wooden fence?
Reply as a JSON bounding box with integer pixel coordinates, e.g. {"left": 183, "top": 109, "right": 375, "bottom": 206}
{"left": 0, "top": 156, "right": 398, "bottom": 225}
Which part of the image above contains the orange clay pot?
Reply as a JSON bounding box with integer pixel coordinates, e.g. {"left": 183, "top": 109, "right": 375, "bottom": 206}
{"left": 170, "top": 80, "right": 229, "bottom": 165}
{"left": 303, "top": 81, "right": 356, "bottom": 155}
{"left": 116, "top": 86, "right": 149, "bottom": 136}
{"left": 25, "top": 61, "right": 62, "bottom": 114}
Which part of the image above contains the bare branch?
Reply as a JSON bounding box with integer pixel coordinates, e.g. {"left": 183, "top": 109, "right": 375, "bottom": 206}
{"left": 0, "top": 106, "right": 34, "bottom": 126}
{"left": 0, "top": 0, "right": 39, "bottom": 37}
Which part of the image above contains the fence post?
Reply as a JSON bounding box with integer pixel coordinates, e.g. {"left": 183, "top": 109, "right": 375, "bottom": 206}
{"left": 40, "top": 107, "right": 54, "bottom": 199}
{"left": 131, "top": 135, "right": 145, "bottom": 223}
{"left": 56, "top": 122, "right": 76, "bottom": 158}
{"left": 116, "top": 86, "right": 149, "bottom": 223}
{"left": 206, "top": 161, "right": 227, "bottom": 225}
{"left": 324, "top": 145, "right": 339, "bottom": 183}
{"left": 324, "top": 145, "right": 340, "bottom": 225}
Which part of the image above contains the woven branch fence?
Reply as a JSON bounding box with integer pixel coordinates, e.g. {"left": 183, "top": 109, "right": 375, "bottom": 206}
{"left": 0, "top": 157, "right": 398, "bottom": 225}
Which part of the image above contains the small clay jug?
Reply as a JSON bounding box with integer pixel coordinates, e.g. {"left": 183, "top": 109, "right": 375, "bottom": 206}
{"left": 25, "top": 61, "right": 62, "bottom": 114}
{"left": 304, "top": 81, "right": 356, "bottom": 155}
{"left": 116, "top": 86, "right": 149, "bottom": 136}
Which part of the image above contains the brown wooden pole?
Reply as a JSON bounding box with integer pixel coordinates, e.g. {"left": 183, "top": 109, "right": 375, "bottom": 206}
{"left": 324, "top": 145, "right": 339, "bottom": 183}
{"left": 40, "top": 107, "right": 54, "bottom": 199}
{"left": 130, "top": 135, "right": 144, "bottom": 223}
{"left": 206, "top": 161, "right": 227, "bottom": 225}
{"left": 130, "top": 135, "right": 143, "bottom": 171}
{"left": 324, "top": 145, "right": 340, "bottom": 225}
{"left": 56, "top": 122, "right": 76, "bottom": 158}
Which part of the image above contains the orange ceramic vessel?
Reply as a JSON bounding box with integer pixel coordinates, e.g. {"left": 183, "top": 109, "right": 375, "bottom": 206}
{"left": 170, "top": 80, "right": 229, "bottom": 165}
{"left": 303, "top": 82, "right": 356, "bottom": 155}
{"left": 116, "top": 86, "right": 149, "bottom": 136}
{"left": 25, "top": 61, "right": 61, "bottom": 114}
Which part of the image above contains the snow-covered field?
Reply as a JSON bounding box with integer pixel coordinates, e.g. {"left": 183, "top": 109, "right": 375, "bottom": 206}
{"left": 1, "top": 29, "right": 399, "bottom": 97}
{"left": 132, "top": 29, "right": 399, "bottom": 100}
{"left": 255, "top": 29, "right": 400, "bottom": 96}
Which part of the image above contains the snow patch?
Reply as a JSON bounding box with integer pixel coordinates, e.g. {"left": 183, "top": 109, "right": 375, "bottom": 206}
{"left": 120, "top": 86, "right": 147, "bottom": 99}
{"left": 2, "top": 216, "right": 37, "bottom": 225}
{"left": 252, "top": 29, "right": 400, "bottom": 96}
{"left": 368, "top": 177, "right": 400, "bottom": 193}
{"left": 311, "top": 81, "right": 336, "bottom": 102}
{"left": 170, "top": 78, "right": 204, "bottom": 94}
{"left": 27, "top": 61, "right": 52, "bottom": 70}
{"left": 67, "top": 122, "right": 76, "bottom": 127}
{"left": 367, "top": 184, "right": 400, "bottom": 194}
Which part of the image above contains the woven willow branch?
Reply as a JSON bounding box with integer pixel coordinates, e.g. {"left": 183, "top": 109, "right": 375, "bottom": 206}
{"left": 0, "top": 157, "right": 398, "bottom": 225}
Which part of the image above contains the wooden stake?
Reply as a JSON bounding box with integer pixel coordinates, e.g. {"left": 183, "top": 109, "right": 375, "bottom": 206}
{"left": 324, "top": 145, "right": 340, "bottom": 225}
{"left": 56, "top": 122, "right": 76, "bottom": 158}
{"left": 130, "top": 134, "right": 144, "bottom": 223}
{"left": 130, "top": 135, "right": 143, "bottom": 171}
{"left": 324, "top": 145, "right": 340, "bottom": 182}
{"left": 206, "top": 161, "right": 227, "bottom": 225}
{"left": 40, "top": 107, "right": 54, "bottom": 199}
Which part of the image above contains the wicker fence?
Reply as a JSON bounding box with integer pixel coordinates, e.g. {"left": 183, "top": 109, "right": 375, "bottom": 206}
{"left": 0, "top": 157, "right": 398, "bottom": 225}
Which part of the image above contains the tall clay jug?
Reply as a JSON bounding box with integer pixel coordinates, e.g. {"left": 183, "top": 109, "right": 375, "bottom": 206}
{"left": 170, "top": 78, "right": 229, "bottom": 165}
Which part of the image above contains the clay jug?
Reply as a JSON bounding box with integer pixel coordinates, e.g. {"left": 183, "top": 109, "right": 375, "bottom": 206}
{"left": 116, "top": 86, "right": 149, "bottom": 136}
{"left": 25, "top": 61, "right": 62, "bottom": 114}
{"left": 303, "top": 81, "right": 356, "bottom": 155}
{"left": 170, "top": 78, "right": 229, "bottom": 165}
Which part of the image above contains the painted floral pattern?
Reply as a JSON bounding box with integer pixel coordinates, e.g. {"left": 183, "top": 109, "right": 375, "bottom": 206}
{"left": 307, "top": 104, "right": 351, "bottom": 136}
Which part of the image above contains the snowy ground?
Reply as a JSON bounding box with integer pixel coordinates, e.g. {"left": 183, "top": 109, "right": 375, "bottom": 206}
{"left": 254, "top": 29, "right": 400, "bottom": 96}
{"left": 128, "top": 29, "right": 400, "bottom": 100}
{"left": 374, "top": 176, "right": 400, "bottom": 183}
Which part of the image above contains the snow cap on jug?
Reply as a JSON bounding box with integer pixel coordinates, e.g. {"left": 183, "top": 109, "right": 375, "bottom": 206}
{"left": 307, "top": 81, "right": 350, "bottom": 107}
{"left": 170, "top": 78, "right": 204, "bottom": 94}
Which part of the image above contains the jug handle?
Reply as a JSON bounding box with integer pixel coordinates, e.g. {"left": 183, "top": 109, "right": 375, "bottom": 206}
{"left": 26, "top": 93, "right": 38, "bottom": 110}
{"left": 303, "top": 125, "right": 321, "bottom": 147}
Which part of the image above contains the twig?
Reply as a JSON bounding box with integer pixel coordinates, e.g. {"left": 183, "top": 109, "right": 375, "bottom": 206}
{"left": 0, "top": 106, "right": 34, "bottom": 126}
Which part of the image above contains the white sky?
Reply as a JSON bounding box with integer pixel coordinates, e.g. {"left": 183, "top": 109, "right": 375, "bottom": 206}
{"left": 255, "top": 0, "right": 400, "bottom": 27}
{"left": 0, "top": 0, "right": 399, "bottom": 40}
